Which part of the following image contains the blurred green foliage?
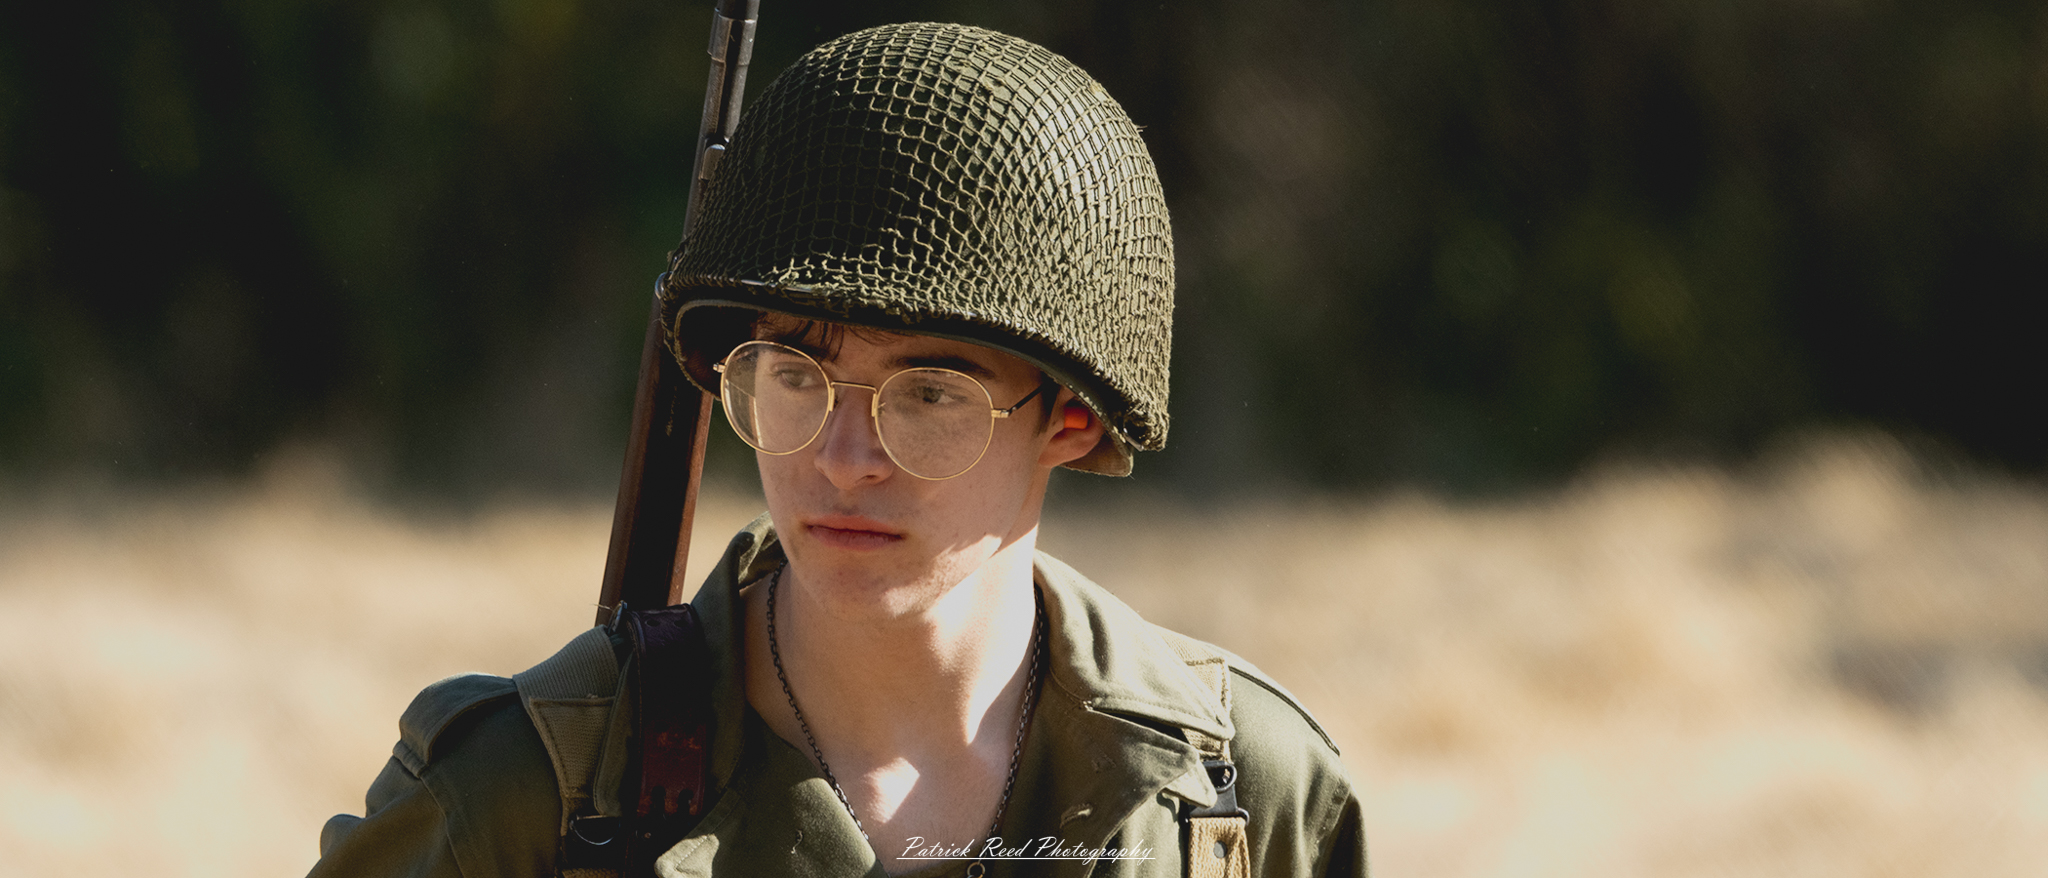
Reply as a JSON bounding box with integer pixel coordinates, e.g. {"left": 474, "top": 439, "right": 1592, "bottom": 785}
{"left": 2, "top": 0, "right": 2043, "bottom": 497}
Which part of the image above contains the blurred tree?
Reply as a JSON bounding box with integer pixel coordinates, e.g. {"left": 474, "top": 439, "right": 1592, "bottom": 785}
{"left": 1, "top": 0, "right": 2042, "bottom": 498}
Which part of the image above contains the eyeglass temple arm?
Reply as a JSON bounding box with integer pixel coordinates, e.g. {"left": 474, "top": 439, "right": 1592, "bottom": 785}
{"left": 992, "top": 381, "right": 1048, "bottom": 418}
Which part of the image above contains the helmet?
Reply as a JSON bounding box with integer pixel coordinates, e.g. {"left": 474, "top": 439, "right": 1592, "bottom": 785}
{"left": 659, "top": 22, "right": 1174, "bottom": 476}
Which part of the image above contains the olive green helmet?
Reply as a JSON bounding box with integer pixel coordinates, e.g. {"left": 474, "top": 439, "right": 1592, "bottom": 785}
{"left": 659, "top": 22, "right": 1173, "bottom": 476}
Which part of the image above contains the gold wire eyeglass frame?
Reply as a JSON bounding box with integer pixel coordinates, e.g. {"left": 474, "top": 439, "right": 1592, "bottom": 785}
{"left": 712, "top": 340, "right": 1046, "bottom": 481}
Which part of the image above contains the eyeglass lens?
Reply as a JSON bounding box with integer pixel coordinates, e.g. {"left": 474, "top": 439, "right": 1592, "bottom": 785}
{"left": 719, "top": 341, "right": 998, "bottom": 479}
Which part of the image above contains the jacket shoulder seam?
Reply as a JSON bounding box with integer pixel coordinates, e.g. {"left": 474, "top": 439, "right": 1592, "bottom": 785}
{"left": 1229, "top": 666, "right": 1340, "bottom": 755}
{"left": 1146, "top": 623, "right": 1338, "bottom": 754}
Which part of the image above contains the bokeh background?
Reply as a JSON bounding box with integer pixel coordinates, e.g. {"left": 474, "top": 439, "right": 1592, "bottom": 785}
{"left": 6, "top": 0, "right": 2045, "bottom": 494}
{"left": 2, "top": 1, "right": 2046, "bottom": 876}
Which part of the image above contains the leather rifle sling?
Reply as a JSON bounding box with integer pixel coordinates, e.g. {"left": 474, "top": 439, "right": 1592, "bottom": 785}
{"left": 623, "top": 605, "right": 715, "bottom": 875}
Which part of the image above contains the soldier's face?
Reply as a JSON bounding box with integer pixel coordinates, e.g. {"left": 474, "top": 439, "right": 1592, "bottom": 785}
{"left": 744, "top": 317, "right": 1100, "bottom": 619}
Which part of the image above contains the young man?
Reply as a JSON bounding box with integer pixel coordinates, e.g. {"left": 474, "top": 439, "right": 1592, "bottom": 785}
{"left": 311, "top": 23, "right": 1364, "bottom": 878}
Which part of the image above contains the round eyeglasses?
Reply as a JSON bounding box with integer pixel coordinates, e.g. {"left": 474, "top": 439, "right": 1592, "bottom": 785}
{"left": 713, "top": 340, "right": 1046, "bottom": 480}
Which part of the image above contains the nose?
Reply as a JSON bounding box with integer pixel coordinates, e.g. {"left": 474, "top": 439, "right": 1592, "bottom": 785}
{"left": 811, "top": 383, "right": 894, "bottom": 489}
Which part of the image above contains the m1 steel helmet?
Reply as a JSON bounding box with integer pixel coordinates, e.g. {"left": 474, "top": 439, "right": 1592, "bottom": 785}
{"left": 659, "top": 22, "right": 1174, "bottom": 475}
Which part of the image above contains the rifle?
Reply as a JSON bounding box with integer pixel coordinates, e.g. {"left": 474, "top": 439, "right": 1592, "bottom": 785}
{"left": 594, "top": 0, "right": 759, "bottom": 625}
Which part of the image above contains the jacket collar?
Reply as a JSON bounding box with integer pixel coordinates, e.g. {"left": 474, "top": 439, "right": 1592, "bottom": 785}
{"left": 687, "top": 514, "right": 784, "bottom": 791}
{"left": 670, "top": 515, "right": 1231, "bottom": 875}
{"left": 1030, "top": 551, "right": 1233, "bottom": 743}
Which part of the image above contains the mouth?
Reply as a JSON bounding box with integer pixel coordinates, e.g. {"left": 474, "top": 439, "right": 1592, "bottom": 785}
{"left": 803, "top": 515, "right": 905, "bottom": 551}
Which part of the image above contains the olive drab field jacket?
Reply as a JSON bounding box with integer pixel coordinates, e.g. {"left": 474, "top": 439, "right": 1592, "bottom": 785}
{"left": 311, "top": 517, "right": 1368, "bottom": 877}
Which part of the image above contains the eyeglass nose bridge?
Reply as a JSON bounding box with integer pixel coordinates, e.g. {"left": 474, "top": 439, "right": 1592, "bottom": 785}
{"left": 819, "top": 379, "right": 882, "bottom": 417}
{"left": 715, "top": 341, "right": 1022, "bottom": 481}
{"left": 814, "top": 379, "right": 893, "bottom": 450}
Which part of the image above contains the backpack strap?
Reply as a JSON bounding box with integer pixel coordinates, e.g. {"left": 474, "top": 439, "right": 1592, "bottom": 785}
{"left": 1155, "top": 629, "right": 1251, "bottom": 878}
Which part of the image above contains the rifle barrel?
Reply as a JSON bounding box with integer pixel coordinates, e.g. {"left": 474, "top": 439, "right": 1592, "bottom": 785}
{"left": 595, "top": 0, "right": 759, "bottom": 624}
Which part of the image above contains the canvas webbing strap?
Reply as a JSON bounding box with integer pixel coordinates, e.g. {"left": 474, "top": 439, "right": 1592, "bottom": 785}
{"left": 514, "top": 627, "right": 625, "bottom": 838}
{"left": 1188, "top": 813, "right": 1252, "bottom": 878}
{"left": 1155, "top": 630, "right": 1251, "bottom": 878}
{"left": 517, "top": 607, "right": 714, "bottom": 878}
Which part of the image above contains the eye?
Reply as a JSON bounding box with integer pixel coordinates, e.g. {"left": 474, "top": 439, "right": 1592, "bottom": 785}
{"left": 915, "top": 384, "right": 963, "bottom": 405}
{"left": 769, "top": 364, "right": 820, "bottom": 390}
{"left": 894, "top": 373, "right": 978, "bottom": 408}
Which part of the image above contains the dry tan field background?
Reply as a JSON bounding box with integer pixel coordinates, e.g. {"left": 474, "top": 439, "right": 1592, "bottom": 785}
{"left": 2, "top": 434, "right": 2045, "bottom": 877}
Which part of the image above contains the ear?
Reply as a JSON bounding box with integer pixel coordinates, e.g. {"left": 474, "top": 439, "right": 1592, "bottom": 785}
{"left": 1038, "top": 394, "right": 1105, "bottom": 469}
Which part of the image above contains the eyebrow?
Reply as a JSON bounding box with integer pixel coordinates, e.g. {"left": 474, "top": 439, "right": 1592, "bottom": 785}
{"left": 759, "top": 326, "right": 1000, "bottom": 380}
{"left": 888, "top": 353, "right": 998, "bottom": 379}
{"left": 762, "top": 328, "right": 831, "bottom": 359}
{"left": 769, "top": 336, "right": 828, "bottom": 358}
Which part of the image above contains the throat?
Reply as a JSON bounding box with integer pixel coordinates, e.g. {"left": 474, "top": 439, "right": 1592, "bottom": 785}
{"left": 752, "top": 569, "right": 1047, "bottom": 872}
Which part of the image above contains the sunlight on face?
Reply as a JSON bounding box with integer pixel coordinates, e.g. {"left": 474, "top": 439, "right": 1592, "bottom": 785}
{"left": 743, "top": 317, "right": 1063, "bottom": 621}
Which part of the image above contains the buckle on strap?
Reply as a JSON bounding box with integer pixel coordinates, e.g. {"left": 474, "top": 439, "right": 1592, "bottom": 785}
{"left": 1183, "top": 760, "right": 1249, "bottom": 878}
{"left": 1182, "top": 759, "right": 1248, "bottom": 821}
{"left": 569, "top": 814, "right": 619, "bottom": 846}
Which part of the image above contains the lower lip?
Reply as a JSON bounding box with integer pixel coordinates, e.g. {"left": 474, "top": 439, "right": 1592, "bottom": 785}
{"left": 806, "top": 524, "right": 904, "bottom": 551}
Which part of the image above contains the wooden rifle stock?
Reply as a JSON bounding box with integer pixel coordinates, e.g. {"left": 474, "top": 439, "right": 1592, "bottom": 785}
{"left": 596, "top": 0, "right": 759, "bottom": 624}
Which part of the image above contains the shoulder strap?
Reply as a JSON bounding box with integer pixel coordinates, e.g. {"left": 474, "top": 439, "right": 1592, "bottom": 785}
{"left": 513, "top": 626, "right": 626, "bottom": 839}
{"left": 1153, "top": 628, "right": 1252, "bottom": 878}
{"left": 512, "top": 604, "right": 715, "bottom": 878}
{"left": 619, "top": 604, "right": 716, "bottom": 875}
{"left": 1154, "top": 629, "right": 1234, "bottom": 763}
{"left": 395, "top": 673, "right": 520, "bottom": 776}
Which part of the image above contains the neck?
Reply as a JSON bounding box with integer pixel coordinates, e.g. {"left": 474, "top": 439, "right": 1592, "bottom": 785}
{"left": 767, "top": 531, "right": 1041, "bottom": 756}
{"left": 742, "top": 467, "right": 1063, "bottom": 869}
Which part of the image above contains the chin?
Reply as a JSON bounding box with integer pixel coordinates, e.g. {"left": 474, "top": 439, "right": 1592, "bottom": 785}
{"left": 783, "top": 549, "right": 921, "bottom": 612}
{"left": 785, "top": 546, "right": 995, "bottom": 624}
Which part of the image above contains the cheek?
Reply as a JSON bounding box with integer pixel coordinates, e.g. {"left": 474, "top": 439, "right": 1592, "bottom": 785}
{"left": 754, "top": 450, "right": 804, "bottom": 509}
{"left": 946, "top": 437, "right": 1044, "bottom": 525}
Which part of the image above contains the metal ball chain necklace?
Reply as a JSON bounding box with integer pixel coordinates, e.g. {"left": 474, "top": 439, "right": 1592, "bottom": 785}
{"left": 766, "top": 566, "right": 1045, "bottom": 878}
